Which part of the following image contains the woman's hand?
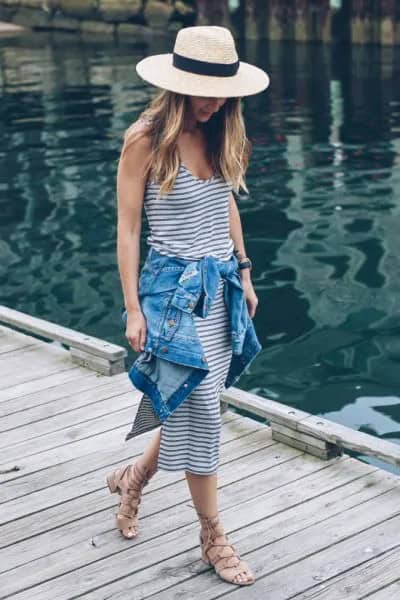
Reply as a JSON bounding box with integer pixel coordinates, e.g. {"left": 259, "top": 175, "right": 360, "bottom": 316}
{"left": 242, "top": 278, "right": 259, "bottom": 319}
{"left": 125, "top": 308, "right": 147, "bottom": 352}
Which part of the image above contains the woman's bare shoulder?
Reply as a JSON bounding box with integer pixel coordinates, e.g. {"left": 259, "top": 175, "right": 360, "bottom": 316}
{"left": 121, "top": 117, "right": 153, "bottom": 167}
{"left": 131, "top": 116, "right": 153, "bottom": 134}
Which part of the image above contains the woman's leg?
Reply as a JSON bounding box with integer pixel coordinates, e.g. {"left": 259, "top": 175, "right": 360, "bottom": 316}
{"left": 107, "top": 427, "right": 162, "bottom": 539}
{"left": 185, "top": 471, "right": 253, "bottom": 584}
{"left": 137, "top": 427, "right": 162, "bottom": 472}
{"left": 185, "top": 471, "right": 218, "bottom": 515}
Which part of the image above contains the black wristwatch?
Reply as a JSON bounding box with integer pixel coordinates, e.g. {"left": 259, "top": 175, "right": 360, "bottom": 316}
{"left": 238, "top": 258, "right": 252, "bottom": 270}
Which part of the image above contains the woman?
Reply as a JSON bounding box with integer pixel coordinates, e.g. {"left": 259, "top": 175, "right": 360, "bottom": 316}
{"left": 107, "top": 25, "right": 270, "bottom": 587}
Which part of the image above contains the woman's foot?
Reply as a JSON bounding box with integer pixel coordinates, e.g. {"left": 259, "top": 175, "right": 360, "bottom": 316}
{"left": 197, "top": 511, "right": 255, "bottom": 585}
{"left": 106, "top": 457, "right": 157, "bottom": 539}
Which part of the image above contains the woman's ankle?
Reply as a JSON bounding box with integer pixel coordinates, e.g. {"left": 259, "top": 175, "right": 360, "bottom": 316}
{"left": 197, "top": 512, "right": 225, "bottom": 537}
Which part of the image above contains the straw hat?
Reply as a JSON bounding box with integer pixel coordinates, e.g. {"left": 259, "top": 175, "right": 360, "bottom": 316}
{"left": 135, "top": 25, "right": 270, "bottom": 98}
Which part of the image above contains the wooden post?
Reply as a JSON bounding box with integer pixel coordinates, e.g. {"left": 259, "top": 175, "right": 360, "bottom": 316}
{"left": 243, "top": 0, "right": 269, "bottom": 40}
{"left": 244, "top": 1, "right": 332, "bottom": 43}
{"left": 380, "top": 0, "right": 396, "bottom": 45}
{"left": 0, "top": 305, "right": 127, "bottom": 376}
{"left": 351, "top": 0, "right": 379, "bottom": 45}
{"left": 294, "top": 0, "right": 331, "bottom": 42}
{"left": 196, "top": 0, "right": 231, "bottom": 27}
{"left": 294, "top": 0, "right": 308, "bottom": 41}
{"left": 221, "top": 387, "right": 400, "bottom": 467}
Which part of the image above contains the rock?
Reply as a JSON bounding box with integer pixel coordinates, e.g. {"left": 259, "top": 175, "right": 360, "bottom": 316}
{"left": 0, "top": 20, "right": 28, "bottom": 34}
{"left": 172, "top": 0, "right": 196, "bottom": 25}
{"left": 12, "top": 6, "right": 51, "bottom": 26}
{"left": 18, "top": 0, "right": 53, "bottom": 8}
{"left": 144, "top": 0, "right": 174, "bottom": 29}
{"left": 98, "top": 0, "right": 142, "bottom": 23}
{"left": 52, "top": 13, "right": 80, "bottom": 30}
{"left": 59, "top": 0, "right": 97, "bottom": 19}
{"left": 80, "top": 19, "right": 115, "bottom": 33}
{"left": 116, "top": 21, "right": 152, "bottom": 37}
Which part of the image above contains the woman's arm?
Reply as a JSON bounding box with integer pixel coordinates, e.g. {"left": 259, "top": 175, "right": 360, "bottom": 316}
{"left": 116, "top": 126, "right": 152, "bottom": 350}
{"left": 228, "top": 191, "right": 251, "bottom": 283}
{"left": 229, "top": 191, "right": 259, "bottom": 318}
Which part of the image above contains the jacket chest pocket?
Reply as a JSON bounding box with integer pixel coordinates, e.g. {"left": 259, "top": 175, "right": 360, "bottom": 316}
{"left": 161, "top": 296, "right": 181, "bottom": 341}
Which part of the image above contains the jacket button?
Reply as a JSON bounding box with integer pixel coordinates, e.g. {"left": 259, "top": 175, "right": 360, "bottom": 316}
{"left": 161, "top": 346, "right": 168, "bottom": 352}
{"left": 168, "top": 319, "right": 176, "bottom": 326}
{"left": 201, "top": 356, "right": 207, "bottom": 363}
{"left": 188, "top": 301, "right": 194, "bottom": 308}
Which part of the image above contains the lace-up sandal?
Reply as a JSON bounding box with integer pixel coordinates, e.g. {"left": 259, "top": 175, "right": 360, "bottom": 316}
{"left": 197, "top": 511, "right": 255, "bottom": 586}
{"left": 106, "top": 459, "right": 157, "bottom": 539}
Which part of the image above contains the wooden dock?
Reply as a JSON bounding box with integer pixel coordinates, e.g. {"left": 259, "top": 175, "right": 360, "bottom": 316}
{"left": 0, "top": 308, "right": 399, "bottom": 599}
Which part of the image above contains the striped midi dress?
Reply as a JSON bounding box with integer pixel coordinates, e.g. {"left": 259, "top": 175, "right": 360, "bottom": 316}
{"left": 128, "top": 161, "right": 235, "bottom": 475}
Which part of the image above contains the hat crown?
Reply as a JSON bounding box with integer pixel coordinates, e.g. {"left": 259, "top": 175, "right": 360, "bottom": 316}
{"left": 173, "top": 26, "right": 238, "bottom": 65}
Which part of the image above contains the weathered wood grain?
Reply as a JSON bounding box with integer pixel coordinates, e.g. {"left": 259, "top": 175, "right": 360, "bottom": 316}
{"left": 0, "top": 322, "right": 398, "bottom": 599}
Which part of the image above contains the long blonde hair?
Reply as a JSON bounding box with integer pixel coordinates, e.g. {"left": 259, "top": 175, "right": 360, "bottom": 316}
{"left": 120, "top": 89, "right": 251, "bottom": 198}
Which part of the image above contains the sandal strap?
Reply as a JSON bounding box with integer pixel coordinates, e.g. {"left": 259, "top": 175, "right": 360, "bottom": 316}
{"left": 116, "top": 513, "right": 138, "bottom": 529}
{"left": 204, "top": 542, "right": 241, "bottom": 568}
{"left": 113, "top": 460, "right": 157, "bottom": 529}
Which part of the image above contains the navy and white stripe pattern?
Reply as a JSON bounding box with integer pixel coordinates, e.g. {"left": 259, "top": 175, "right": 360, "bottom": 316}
{"left": 143, "top": 163, "right": 234, "bottom": 261}
{"left": 157, "top": 276, "right": 232, "bottom": 474}
{"left": 126, "top": 156, "right": 235, "bottom": 475}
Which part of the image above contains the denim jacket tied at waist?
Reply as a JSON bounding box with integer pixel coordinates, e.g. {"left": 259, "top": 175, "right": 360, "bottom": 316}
{"left": 122, "top": 246, "right": 262, "bottom": 422}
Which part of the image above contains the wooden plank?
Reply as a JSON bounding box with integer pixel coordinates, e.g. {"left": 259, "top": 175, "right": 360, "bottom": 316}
{"left": 366, "top": 579, "right": 400, "bottom": 600}
{"left": 290, "top": 546, "right": 400, "bottom": 599}
{"left": 1, "top": 405, "right": 141, "bottom": 464}
{"left": 0, "top": 336, "right": 39, "bottom": 355}
{"left": 4, "top": 457, "right": 398, "bottom": 599}
{"left": 221, "top": 387, "right": 311, "bottom": 425}
{"left": 0, "top": 366, "right": 100, "bottom": 403}
{"left": 0, "top": 376, "right": 134, "bottom": 430}
{"left": 69, "top": 346, "right": 125, "bottom": 375}
{"left": 0, "top": 419, "right": 270, "bottom": 552}
{"left": 0, "top": 344, "right": 77, "bottom": 390}
{"left": 0, "top": 316, "right": 398, "bottom": 599}
{"left": 0, "top": 411, "right": 245, "bottom": 506}
{"left": 0, "top": 411, "right": 241, "bottom": 502}
{"left": 0, "top": 371, "right": 130, "bottom": 415}
{"left": 0, "top": 419, "right": 157, "bottom": 480}
{"left": 0, "top": 306, "right": 126, "bottom": 360}
{"left": 0, "top": 414, "right": 253, "bottom": 522}
{"left": 0, "top": 440, "right": 326, "bottom": 593}
{"left": 222, "top": 387, "right": 400, "bottom": 467}
{"left": 271, "top": 421, "right": 329, "bottom": 449}
{"left": 0, "top": 339, "right": 68, "bottom": 364}
{"left": 272, "top": 429, "right": 331, "bottom": 459}
{"left": 0, "top": 410, "right": 241, "bottom": 486}
{"left": 299, "top": 413, "right": 400, "bottom": 467}
{"left": 0, "top": 326, "right": 42, "bottom": 346}
{"left": 235, "top": 514, "right": 400, "bottom": 599}
{"left": 138, "top": 502, "right": 400, "bottom": 600}
{"left": 0, "top": 390, "right": 139, "bottom": 447}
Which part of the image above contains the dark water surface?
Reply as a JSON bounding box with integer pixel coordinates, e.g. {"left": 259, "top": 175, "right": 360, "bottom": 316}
{"left": 1, "top": 31, "right": 399, "bottom": 475}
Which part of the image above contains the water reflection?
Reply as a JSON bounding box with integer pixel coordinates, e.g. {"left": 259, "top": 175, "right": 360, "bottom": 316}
{"left": 0, "top": 31, "right": 399, "bottom": 474}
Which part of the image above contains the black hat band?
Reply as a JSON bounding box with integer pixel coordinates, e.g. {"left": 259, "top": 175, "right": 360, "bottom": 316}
{"left": 173, "top": 52, "right": 239, "bottom": 77}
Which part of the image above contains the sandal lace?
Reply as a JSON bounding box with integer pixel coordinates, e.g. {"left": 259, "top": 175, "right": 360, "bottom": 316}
{"left": 116, "top": 461, "right": 157, "bottom": 530}
{"left": 197, "top": 511, "right": 244, "bottom": 573}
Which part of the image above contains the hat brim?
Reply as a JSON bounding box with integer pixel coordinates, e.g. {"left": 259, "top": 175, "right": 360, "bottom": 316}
{"left": 136, "top": 53, "right": 270, "bottom": 98}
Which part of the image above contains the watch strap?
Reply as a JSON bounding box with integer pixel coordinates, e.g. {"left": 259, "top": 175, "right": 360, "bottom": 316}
{"left": 238, "top": 259, "right": 252, "bottom": 270}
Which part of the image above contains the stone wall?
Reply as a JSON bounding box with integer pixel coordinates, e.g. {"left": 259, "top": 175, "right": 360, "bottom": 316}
{"left": 0, "top": 0, "right": 197, "bottom": 36}
{"left": 2, "top": 1, "right": 400, "bottom": 44}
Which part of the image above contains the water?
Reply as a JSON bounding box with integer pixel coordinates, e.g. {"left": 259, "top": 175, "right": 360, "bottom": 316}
{"left": 1, "top": 31, "right": 399, "bottom": 475}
